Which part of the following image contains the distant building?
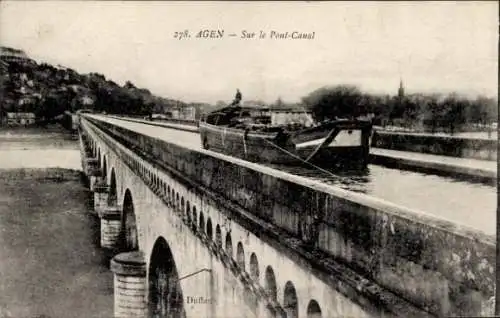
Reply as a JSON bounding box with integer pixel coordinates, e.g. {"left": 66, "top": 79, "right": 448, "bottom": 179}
{"left": 20, "top": 73, "right": 28, "bottom": 83}
{"left": 0, "top": 47, "right": 32, "bottom": 64}
{"left": 248, "top": 108, "right": 270, "bottom": 118}
{"left": 81, "top": 95, "right": 94, "bottom": 106}
{"left": 6, "top": 112, "right": 36, "bottom": 126}
{"left": 18, "top": 95, "right": 36, "bottom": 106}
{"left": 357, "top": 113, "right": 376, "bottom": 121}
{"left": 152, "top": 114, "right": 168, "bottom": 120}
{"left": 169, "top": 106, "right": 196, "bottom": 121}
{"left": 269, "top": 108, "right": 314, "bottom": 127}
{"left": 0, "top": 60, "right": 8, "bottom": 73}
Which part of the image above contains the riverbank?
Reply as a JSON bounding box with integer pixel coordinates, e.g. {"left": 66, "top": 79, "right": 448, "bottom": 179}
{"left": 0, "top": 168, "right": 113, "bottom": 318}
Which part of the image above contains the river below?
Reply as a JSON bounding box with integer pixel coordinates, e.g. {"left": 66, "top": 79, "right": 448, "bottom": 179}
{"left": 0, "top": 125, "right": 113, "bottom": 318}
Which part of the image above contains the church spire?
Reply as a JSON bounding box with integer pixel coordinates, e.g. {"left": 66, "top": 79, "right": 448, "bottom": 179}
{"left": 398, "top": 78, "right": 405, "bottom": 99}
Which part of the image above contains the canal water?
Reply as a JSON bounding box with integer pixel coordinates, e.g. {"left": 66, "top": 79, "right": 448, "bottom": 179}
{"left": 274, "top": 164, "right": 496, "bottom": 236}
{"left": 0, "top": 125, "right": 113, "bottom": 318}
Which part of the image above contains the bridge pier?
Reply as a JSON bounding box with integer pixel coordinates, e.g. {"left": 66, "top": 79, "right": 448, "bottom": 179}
{"left": 110, "top": 251, "right": 147, "bottom": 318}
{"left": 99, "top": 206, "right": 122, "bottom": 250}
{"left": 93, "top": 182, "right": 109, "bottom": 216}
{"left": 88, "top": 172, "right": 101, "bottom": 192}
{"left": 82, "top": 158, "right": 99, "bottom": 189}
{"left": 82, "top": 154, "right": 96, "bottom": 169}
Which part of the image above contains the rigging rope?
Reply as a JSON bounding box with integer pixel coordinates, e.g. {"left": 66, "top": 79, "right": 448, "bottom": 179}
{"left": 259, "top": 136, "right": 341, "bottom": 179}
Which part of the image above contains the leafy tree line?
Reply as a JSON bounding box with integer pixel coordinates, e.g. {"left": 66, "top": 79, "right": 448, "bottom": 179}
{"left": 300, "top": 85, "right": 497, "bottom": 133}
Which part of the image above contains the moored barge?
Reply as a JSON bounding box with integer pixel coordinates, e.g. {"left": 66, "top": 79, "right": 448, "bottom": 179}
{"left": 199, "top": 97, "right": 372, "bottom": 168}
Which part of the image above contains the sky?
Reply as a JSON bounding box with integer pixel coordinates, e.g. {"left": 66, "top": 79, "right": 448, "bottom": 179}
{"left": 0, "top": 1, "right": 498, "bottom": 104}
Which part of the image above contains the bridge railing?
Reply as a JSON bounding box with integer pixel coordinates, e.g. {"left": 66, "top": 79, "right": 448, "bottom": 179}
{"left": 82, "top": 114, "right": 495, "bottom": 317}
{"left": 112, "top": 114, "right": 198, "bottom": 127}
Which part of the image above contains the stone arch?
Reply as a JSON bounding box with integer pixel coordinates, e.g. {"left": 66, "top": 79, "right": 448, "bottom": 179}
{"left": 180, "top": 197, "right": 185, "bottom": 217}
{"left": 206, "top": 218, "right": 213, "bottom": 240}
{"left": 265, "top": 266, "right": 277, "bottom": 302}
{"left": 284, "top": 281, "right": 299, "bottom": 318}
{"left": 167, "top": 185, "right": 171, "bottom": 202}
{"left": 244, "top": 286, "right": 258, "bottom": 314}
{"left": 243, "top": 250, "right": 257, "bottom": 313}
{"left": 97, "top": 148, "right": 101, "bottom": 167}
{"left": 119, "top": 189, "right": 139, "bottom": 252}
{"left": 191, "top": 207, "right": 197, "bottom": 231}
{"left": 307, "top": 300, "right": 322, "bottom": 318}
{"left": 176, "top": 193, "right": 180, "bottom": 211}
{"left": 199, "top": 212, "right": 205, "bottom": 233}
{"left": 249, "top": 253, "right": 259, "bottom": 281}
{"left": 186, "top": 201, "right": 191, "bottom": 224}
{"left": 225, "top": 233, "right": 233, "bottom": 258}
{"left": 236, "top": 242, "right": 245, "bottom": 270}
{"left": 107, "top": 168, "right": 117, "bottom": 206}
{"left": 102, "top": 155, "right": 107, "bottom": 179}
{"left": 148, "top": 237, "right": 185, "bottom": 318}
{"left": 215, "top": 225, "right": 222, "bottom": 247}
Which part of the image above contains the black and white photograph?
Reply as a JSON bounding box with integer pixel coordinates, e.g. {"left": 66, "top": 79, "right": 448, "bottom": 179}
{"left": 0, "top": 1, "right": 497, "bottom": 317}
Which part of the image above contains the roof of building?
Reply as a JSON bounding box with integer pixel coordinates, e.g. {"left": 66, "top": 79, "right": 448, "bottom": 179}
{"left": 269, "top": 107, "right": 312, "bottom": 113}
{"left": 6, "top": 112, "right": 36, "bottom": 118}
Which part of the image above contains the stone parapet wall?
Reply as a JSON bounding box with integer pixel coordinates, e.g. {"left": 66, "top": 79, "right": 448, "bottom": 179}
{"left": 84, "top": 116, "right": 495, "bottom": 317}
{"left": 372, "top": 130, "right": 497, "bottom": 161}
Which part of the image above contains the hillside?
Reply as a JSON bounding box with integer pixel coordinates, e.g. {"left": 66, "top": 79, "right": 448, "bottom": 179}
{"left": 0, "top": 46, "right": 205, "bottom": 124}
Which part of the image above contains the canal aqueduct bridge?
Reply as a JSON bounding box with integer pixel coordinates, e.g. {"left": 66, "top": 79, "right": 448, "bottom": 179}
{"left": 77, "top": 114, "right": 495, "bottom": 318}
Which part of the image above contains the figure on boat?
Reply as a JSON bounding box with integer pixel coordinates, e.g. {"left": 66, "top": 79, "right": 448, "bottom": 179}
{"left": 230, "top": 89, "right": 242, "bottom": 106}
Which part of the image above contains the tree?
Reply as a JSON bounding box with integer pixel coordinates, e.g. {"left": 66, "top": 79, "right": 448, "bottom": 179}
{"left": 473, "top": 95, "right": 497, "bottom": 126}
{"left": 124, "top": 81, "right": 136, "bottom": 90}
{"left": 420, "top": 94, "right": 439, "bottom": 133}
{"left": 273, "top": 97, "right": 287, "bottom": 109}
{"left": 301, "top": 85, "right": 364, "bottom": 122}
{"left": 35, "top": 93, "right": 66, "bottom": 122}
{"left": 442, "top": 93, "right": 468, "bottom": 135}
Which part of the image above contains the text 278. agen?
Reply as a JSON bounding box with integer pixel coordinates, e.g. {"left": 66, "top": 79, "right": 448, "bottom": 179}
{"left": 173, "top": 30, "right": 224, "bottom": 40}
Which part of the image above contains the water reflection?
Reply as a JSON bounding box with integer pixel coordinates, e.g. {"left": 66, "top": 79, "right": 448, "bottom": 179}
{"left": 0, "top": 126, "right": 80, "bottom": 170}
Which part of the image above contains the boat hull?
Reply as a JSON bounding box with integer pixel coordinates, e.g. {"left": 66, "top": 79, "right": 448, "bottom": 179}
{"left": 199, "top": 121, "right": 371, "bottom": 168}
